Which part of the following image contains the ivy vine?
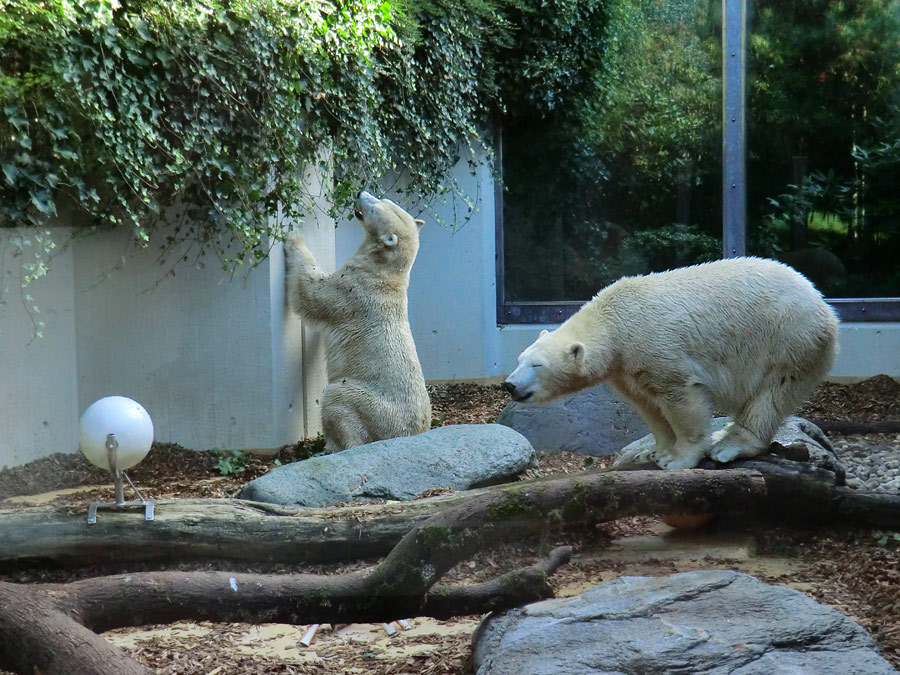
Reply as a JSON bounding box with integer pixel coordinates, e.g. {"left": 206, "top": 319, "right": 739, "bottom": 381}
{"left": 0, "top": 0, "right": 611, "bottom": 275}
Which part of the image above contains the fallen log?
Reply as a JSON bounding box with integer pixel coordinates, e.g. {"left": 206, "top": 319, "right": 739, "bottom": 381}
{"left": 0, "top": 546, "right": 572, "bottom": 675}
{"left": 0, "top": 490, "right": 463, "bottom": 565}
{"left": 808, "top": 419, "right": 900, "bottom": 435}
{"left": 3, "top": 464, "right": 900, "bottom": 567}
{"left": 0, "top": 469, "right": 766, "bottom": 675}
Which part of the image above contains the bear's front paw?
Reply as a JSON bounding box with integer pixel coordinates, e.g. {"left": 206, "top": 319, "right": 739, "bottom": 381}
{"left": 654, "top": 447, "right": 704, "bottom": 470}
{"left": 283, "top": 231, "right": 307, "bottom": 258}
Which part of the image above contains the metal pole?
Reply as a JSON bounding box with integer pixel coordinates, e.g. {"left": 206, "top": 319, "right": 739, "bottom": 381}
{"left": 722, "top": 0, "right": 747, "bottom": 257}
{"left": 494, "top": 124, "right": 506, "bottom": 323}
{"left": 106, "top": 433, "right": 125, "bottom": 505}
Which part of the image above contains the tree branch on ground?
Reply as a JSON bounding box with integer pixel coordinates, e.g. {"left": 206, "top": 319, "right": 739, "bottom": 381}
{"left": 809, "top": 419, "right": 900, "bottom": 434}
{"left": 0, "top": 469, "right": 767, "bottom": 675}
{"left": 4, "top": 462, "right": 900, "bottom": 568}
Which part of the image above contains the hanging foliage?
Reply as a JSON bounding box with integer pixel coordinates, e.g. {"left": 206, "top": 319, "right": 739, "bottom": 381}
{"left": 0, "top": 0, "right": 612, "bottom": 272}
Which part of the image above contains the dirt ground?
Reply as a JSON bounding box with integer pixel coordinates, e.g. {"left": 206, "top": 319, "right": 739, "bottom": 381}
{"left": 1, "top": 377, "right": 900, "bottom": 674}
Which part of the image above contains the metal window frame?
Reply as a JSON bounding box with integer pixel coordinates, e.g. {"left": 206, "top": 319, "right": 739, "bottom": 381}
{"left": 496, "top": 0, "right": 900, "bottom": 325}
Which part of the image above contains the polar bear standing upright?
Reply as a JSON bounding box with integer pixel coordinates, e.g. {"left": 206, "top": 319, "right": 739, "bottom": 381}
{"left": 284, "top": 190, "right": 431, "bottom": 452}
{"left": 505, "top": 257, "right": 839, "bottom": 470}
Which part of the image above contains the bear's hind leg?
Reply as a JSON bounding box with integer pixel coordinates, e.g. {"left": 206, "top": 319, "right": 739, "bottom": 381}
{"left": 321, "top": 383, "right": 375, "bottom": 452}
{"left": 655, "top": 384, "right": 714, "bottom": 470}
{"left": 707, "top": 421, "right": 764, "bottom": 463}
{"left": 322, "top": 405, "right": 370, "bottom": 453}
{"left": 709, "top": 370, "right": 819, "bottom": 463}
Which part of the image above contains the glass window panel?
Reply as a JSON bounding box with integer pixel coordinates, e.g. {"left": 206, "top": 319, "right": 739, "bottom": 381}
{"left": 746, "top": 0, "right": 900, "bottom": 298}
{"left": 501, "top": 0, "right": 723, "bottom": 302}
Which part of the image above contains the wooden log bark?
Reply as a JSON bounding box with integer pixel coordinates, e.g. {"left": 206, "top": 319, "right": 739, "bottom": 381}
{"left": 0, "top": 547, "right": 572, "bottom": 675}
{"left": 1, "top": 469, "right": 765, "bottom": 566}
{"left": 0, "top": 582, "right": 150, "bottom": 675}
{"left": 0, "top": 469, "right": 767, "bottom": 675}
{"left": 710, "top": 456, "right": 900, "bottom": 527}
{"left": 808, "top": 419, "right": 900, "bottom": 435}
{"left": 0, "top": 488, "right": 486, "bottom": 566}
{"left": 4, "top": 464, "right": 900, "bottom": 567}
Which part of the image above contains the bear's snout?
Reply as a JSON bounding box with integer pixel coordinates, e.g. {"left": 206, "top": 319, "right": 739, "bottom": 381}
{"left": 355, "top": 190, "right": 378, "bottom": 221}
{"left": 504, "top": 380, "right": 533, "bottom": 402}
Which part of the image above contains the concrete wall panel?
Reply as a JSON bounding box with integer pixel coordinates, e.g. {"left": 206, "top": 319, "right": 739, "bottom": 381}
{"left": 0, "top": 229, "right": 78, "bottom": 467}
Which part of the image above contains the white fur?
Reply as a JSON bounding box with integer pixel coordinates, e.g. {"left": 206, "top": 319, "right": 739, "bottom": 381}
{"left": 284, "top": 191, "right": 431, "bottom": 452}
{"left": 505, "top": 257, "right": 839, "bottom": 469}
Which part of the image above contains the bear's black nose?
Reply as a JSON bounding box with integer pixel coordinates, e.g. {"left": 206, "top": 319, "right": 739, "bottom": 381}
{"left": 356, "top": 190, "right": 363, "bottom": 199}
{"left": 503, "top": 381, "right": 517, "bottom": 395}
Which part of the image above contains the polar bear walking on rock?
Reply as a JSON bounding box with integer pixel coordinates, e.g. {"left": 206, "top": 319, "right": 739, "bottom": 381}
{"left": 284, "top": 191, "right": 431, "bottom": 452}
{"left": 504, "top": 258, "right": 839, "bottom": 470}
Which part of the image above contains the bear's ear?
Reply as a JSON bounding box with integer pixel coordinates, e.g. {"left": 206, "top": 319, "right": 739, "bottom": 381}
{"left": 381, "top": 232, "right": 399, "bottom": 247}
{"left": 539, "top": 329, "right": 549, "bottom": 338}
{"left": 567, "top": 342, "right": 585, "bottom": 364}
{"left": 415, "top": 218, "right": 425, "bottom": 230}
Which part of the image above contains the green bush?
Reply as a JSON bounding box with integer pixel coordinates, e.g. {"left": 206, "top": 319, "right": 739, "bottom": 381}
{"left": 211, "top": 447, "right": 248, "bottom": 476}
{"left": 0, "top": 0, "right": 490, "bottom": 265}
{"left": 3, "top": 0, "right": 392, "bottom": 263}
{"left": 1, "top": 0, "right": 618, "bottom": 274}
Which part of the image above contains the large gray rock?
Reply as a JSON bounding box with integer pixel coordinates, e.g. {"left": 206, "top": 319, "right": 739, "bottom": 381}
{"left": 613, "top": 416, "right": 842, "bottom": 476}
{"left": 239, "top": 424, "right": 536, "bottom": 506}
{"left": 473, "top": 570, "right": 896, "bottom": 675}
{"left": 497, "top": 383, "right": 648, "bottom": 456}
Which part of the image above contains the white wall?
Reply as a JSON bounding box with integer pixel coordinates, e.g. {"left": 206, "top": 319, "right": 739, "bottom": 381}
{"left": 1, "top": 215, "right": 333, "bottom": 468}
{"left": 73, "top": 230, "right": 275, "bottom": 450}
{"left": 70, "top": 214, "right": 337, "bottom": 452}
{"left": 830, "top": 323, "right": 900, "bottom": 380}
{"left": 0, "top": 229, "right": 78, "bottom": 467}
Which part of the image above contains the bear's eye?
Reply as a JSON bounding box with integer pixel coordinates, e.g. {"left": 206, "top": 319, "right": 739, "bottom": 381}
{"left": 532, "top": 363, "right": 543, "bottom": 369}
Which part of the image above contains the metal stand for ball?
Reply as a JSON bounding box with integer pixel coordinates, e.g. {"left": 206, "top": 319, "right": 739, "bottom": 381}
{"left": 86, "top": 433, "right": 156, "bottom": 524}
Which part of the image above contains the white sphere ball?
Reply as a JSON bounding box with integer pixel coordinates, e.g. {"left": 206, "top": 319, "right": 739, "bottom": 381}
{"left": 79, "top": 396, "right": 154, "bottom": 471}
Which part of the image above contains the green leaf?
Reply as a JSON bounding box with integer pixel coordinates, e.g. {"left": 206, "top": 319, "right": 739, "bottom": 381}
{"left": 2, "top": 163, "right": 18, "bottom": 185}
{"left": 30, "top": 191, "right": 55, "bottom": 215}
{"left": 131, "top": 18, "right": 152, "bottom": 41}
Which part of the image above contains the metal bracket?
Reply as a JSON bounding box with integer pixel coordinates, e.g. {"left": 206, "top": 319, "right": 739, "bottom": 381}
{"left": 86, "top": 433, "right": 156, "bottom": 524}
{"left": 87, "top": 498, "right": 155, "bottom": 524}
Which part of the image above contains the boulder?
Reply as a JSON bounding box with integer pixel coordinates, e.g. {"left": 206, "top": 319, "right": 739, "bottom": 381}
{"left": 473, "top": 569, "right": 896, "bottom": 674}
{"left": 613, "top": 416, "right": 843, "bottom": 479}
{"left": 497, "top": 383, "right": 648, "bottom": 456}
{"left": 239, "top": 423, "right": 536, "bottom": 507}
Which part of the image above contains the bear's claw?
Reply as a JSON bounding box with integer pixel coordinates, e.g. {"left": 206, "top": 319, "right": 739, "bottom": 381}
{"left": 709, "top": 443, "right": 742, "bottom": 463}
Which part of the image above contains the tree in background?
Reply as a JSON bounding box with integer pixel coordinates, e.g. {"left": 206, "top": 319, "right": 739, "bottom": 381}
{"left": 501, "top": 0, "right": 721, "bottom": 300}
{"left": 501, "top": 0, "right": 900, "bottom": 301}
{"left": 751, "top": 0, "right": 900, "bottom": 296}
